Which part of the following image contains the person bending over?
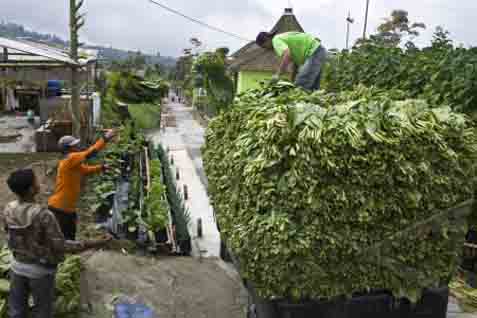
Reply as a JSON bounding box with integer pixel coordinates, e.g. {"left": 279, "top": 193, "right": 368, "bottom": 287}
{"left": 256, "top": 31, "right": 327, "bottom": 91}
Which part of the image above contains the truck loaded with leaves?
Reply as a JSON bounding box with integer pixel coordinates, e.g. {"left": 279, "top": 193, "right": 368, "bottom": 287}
{"left": 202, "top": 82, "right": 477, "bottom": 312}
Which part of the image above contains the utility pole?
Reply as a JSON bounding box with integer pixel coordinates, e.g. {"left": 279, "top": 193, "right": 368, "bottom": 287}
{"left": 2, "top": 48, "right": 7, "bottom": 112}
{"left": 346, "top": 12, "right": 354, "bottom": 50}
{"left": 362, "top": 0, "right": 370, "bottom": 39}
{"left": 70, "top": 0, "right": 85, "bottom": 138}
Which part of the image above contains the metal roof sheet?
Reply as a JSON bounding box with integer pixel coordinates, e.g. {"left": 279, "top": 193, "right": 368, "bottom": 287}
{"left": 0, "top": 37, "right": 78, "bottom": 65}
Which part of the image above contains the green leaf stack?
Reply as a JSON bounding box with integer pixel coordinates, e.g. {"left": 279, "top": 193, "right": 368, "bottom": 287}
{"left": 202, "top": 84, "right": 477, "bottom": 301}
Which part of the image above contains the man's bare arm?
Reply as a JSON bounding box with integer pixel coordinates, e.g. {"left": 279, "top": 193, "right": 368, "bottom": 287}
{"left": 276, "top": 49, "right": 293, "bottom": 78}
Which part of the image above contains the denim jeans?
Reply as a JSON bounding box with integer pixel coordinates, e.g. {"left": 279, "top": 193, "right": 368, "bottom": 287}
{"left": 295, "top": 46, "right": 328, "bottom": 91}
{"left": 9, "top": 272, "right": 56, "bottom": 318}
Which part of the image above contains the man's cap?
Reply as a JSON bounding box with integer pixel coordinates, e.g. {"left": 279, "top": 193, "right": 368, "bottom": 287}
{"left": 58, "top": 135, "right": 81, "bottom": 150}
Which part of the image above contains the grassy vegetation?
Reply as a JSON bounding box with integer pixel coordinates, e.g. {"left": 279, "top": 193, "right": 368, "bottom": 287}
{"left": 128, "top": 102, "right": 161, "bottom": 130}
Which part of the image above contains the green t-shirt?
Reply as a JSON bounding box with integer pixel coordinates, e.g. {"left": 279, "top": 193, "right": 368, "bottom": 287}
{"left": 272, "top": 32, "right": 321, "bottom": 66}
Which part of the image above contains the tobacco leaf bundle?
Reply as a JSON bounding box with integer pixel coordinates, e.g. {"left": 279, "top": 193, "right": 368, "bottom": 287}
{"left": 202, "top": 84, "right": 477, "bottom": 300}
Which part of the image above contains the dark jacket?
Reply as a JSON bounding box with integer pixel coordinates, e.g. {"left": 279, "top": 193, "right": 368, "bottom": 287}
{"left": 1, "top": 200, "right": 81, "bottom": 267}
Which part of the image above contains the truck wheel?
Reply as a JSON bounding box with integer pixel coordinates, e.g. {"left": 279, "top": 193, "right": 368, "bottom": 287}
{"left": 247, "top": 304, "right": 257, "bottom": 318}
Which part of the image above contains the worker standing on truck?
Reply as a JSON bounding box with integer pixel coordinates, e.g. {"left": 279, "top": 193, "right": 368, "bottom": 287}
{"left": 2, "top": 169, "right": 111, "bottom": 318}
{"left": 48, "top": 129, "right": 116, "bottom": 240}
{"left": 256, "top": 31, "right": 327, "bottom": 91}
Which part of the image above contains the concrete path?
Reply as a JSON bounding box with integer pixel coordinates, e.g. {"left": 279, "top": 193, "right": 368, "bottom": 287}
{"left": 148, "top": 99, "right": 220, "bottom": 258}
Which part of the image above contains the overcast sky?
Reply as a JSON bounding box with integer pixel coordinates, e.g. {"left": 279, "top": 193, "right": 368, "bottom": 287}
{"left": 2, "top": 0, "right": 476, "bottom": 57}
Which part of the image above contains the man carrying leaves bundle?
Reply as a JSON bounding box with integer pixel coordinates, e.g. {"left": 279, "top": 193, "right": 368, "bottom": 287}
{"left": 256, "top": 31, "right": 327, "bottom": 91}
{"left": 2, "top": 169, "right": 111, "bottom": 318}
{"left": 48, "top": 129, "right": 116, "bottom": 240}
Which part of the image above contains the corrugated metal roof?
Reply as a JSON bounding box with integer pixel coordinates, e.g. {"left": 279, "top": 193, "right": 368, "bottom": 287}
{"left": 0, "top": 37, "right": 79, "bottom": 65}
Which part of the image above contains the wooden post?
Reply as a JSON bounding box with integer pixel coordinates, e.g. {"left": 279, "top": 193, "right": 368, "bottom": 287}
{"left": 70, "top": 0, "right": 85, "bottom": 138}
{"left": 2, "top": 48, "right": 7, "bottom": 112}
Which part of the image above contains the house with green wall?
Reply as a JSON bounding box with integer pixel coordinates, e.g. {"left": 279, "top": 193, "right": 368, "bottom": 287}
{"left": 229, "top": 8, "right": 305, "bottom": 94}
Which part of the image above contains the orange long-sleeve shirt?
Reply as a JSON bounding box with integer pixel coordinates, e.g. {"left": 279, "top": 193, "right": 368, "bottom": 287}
{"left": 48, "top": 138, "right": 106, "bottom": 213}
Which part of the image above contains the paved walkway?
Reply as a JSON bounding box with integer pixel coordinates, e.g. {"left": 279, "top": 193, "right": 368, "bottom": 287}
{"left": 149, "top": 99, "right": 220, "bottom": 258}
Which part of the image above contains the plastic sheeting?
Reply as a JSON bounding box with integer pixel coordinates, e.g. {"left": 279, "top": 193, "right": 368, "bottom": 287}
{"left": 114, "top": 303, "right": 156, "bottom": 318}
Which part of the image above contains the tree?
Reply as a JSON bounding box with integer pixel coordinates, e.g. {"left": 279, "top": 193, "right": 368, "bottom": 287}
{"left": 189, "top": 37, "right": 203, "bottom": 56}
{"left": 175, "top": 55, "right": 194, "bottom": 81}
{"left": 190, "top": 37, "right": 202, "bottom": 48}
{"left": 133, "top": 51, "right": 147, "bottom": 69}
{"left": 371, "top": 10, "right": 425, "bottom": 47}
{"left": 431, "top": 26, "right": 453, "bottom": 50}
{"left": 216, "top": 47, "right": 230, "bottom": 58}
{"left": 153, "top": 63, "right": 162, "bottom": 75}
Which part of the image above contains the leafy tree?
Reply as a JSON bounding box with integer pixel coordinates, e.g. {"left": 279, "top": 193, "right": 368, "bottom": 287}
{"left": 154, "top": 63, "right": 162, "bottom": 75}
{"left": 431, "top": 26, "right": 453, "bottom": 50}
{"left": 193, "top": 48, "right": 234, "bottom": 113}
{"left": 370, "top": 10, "right": 425, "bottom": 47}
{"left": 216, "top": 47, "right": 230, "bottom": 58}
{"left": 133, "top": 51, "right": 147, "bottom": 69}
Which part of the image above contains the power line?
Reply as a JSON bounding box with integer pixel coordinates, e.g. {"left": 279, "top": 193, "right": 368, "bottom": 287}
{"left": 147, "top": 0, "right": 253, "bottom": 42}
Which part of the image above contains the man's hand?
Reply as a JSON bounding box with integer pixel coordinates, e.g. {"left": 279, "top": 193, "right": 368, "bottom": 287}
{"left": 103, "top": 129, "right": 117, "bottom": 141}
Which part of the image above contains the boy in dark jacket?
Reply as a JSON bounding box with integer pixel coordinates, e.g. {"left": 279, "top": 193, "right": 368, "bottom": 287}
{"left": 2, "top": 169, "right": 111, "bottom": 318}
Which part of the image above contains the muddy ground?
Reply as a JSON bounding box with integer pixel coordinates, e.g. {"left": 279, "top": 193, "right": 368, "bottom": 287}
{"left": 80, "top": 251, "right": 246, "bottom": 318}
{"left": 0, "top": 115, "right": 39, "bottom": 153}
{"left": 0, "top": 153, "right": 247, "bottom": 318}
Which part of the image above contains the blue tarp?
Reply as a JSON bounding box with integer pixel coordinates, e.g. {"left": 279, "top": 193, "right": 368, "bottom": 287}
{"left": 114, "top": 303, "right": 156, "bottom": 318}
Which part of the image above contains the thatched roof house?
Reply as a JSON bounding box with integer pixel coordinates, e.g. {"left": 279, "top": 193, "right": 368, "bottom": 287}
{"left": 230, "top": 8, "right": 305, "bottom": 92}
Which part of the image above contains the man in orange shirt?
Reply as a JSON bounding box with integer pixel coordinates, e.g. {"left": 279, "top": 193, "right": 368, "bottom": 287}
{"left": 48, "top": 130, "right": 116, "bottom": 240}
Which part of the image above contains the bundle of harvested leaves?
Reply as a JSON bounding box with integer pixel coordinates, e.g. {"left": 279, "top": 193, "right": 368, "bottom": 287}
{"left": 450, "top": 278, "right": 477, "bottom": 312}
{"left": 202, "top": 84, "right": 477, "bottom": 301}
{"left": 54, "top": 256, "right": 84, "bottom": 317}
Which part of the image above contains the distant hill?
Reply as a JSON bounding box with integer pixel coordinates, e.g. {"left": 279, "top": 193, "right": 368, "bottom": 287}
{"left": 0, "top": 21, "right": 176, "bottom": 67}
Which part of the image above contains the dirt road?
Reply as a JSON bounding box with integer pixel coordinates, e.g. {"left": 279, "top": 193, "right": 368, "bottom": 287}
{"left": 81, "top": 251, "right": 247, "bottom": 318}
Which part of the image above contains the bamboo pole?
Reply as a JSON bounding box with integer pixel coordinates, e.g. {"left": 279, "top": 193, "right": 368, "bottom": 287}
{"left": 70, "top": 0, "right": 82, "bottom": 138}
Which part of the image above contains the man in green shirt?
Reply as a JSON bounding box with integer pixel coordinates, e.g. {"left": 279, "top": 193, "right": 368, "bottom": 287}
{"left": 256, "top": 31, "right": 327, "bottom": 91}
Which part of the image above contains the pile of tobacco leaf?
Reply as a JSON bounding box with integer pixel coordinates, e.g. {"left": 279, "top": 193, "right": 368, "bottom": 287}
{"left": 202, "top": 83, "right": 477, "bottom": 301}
